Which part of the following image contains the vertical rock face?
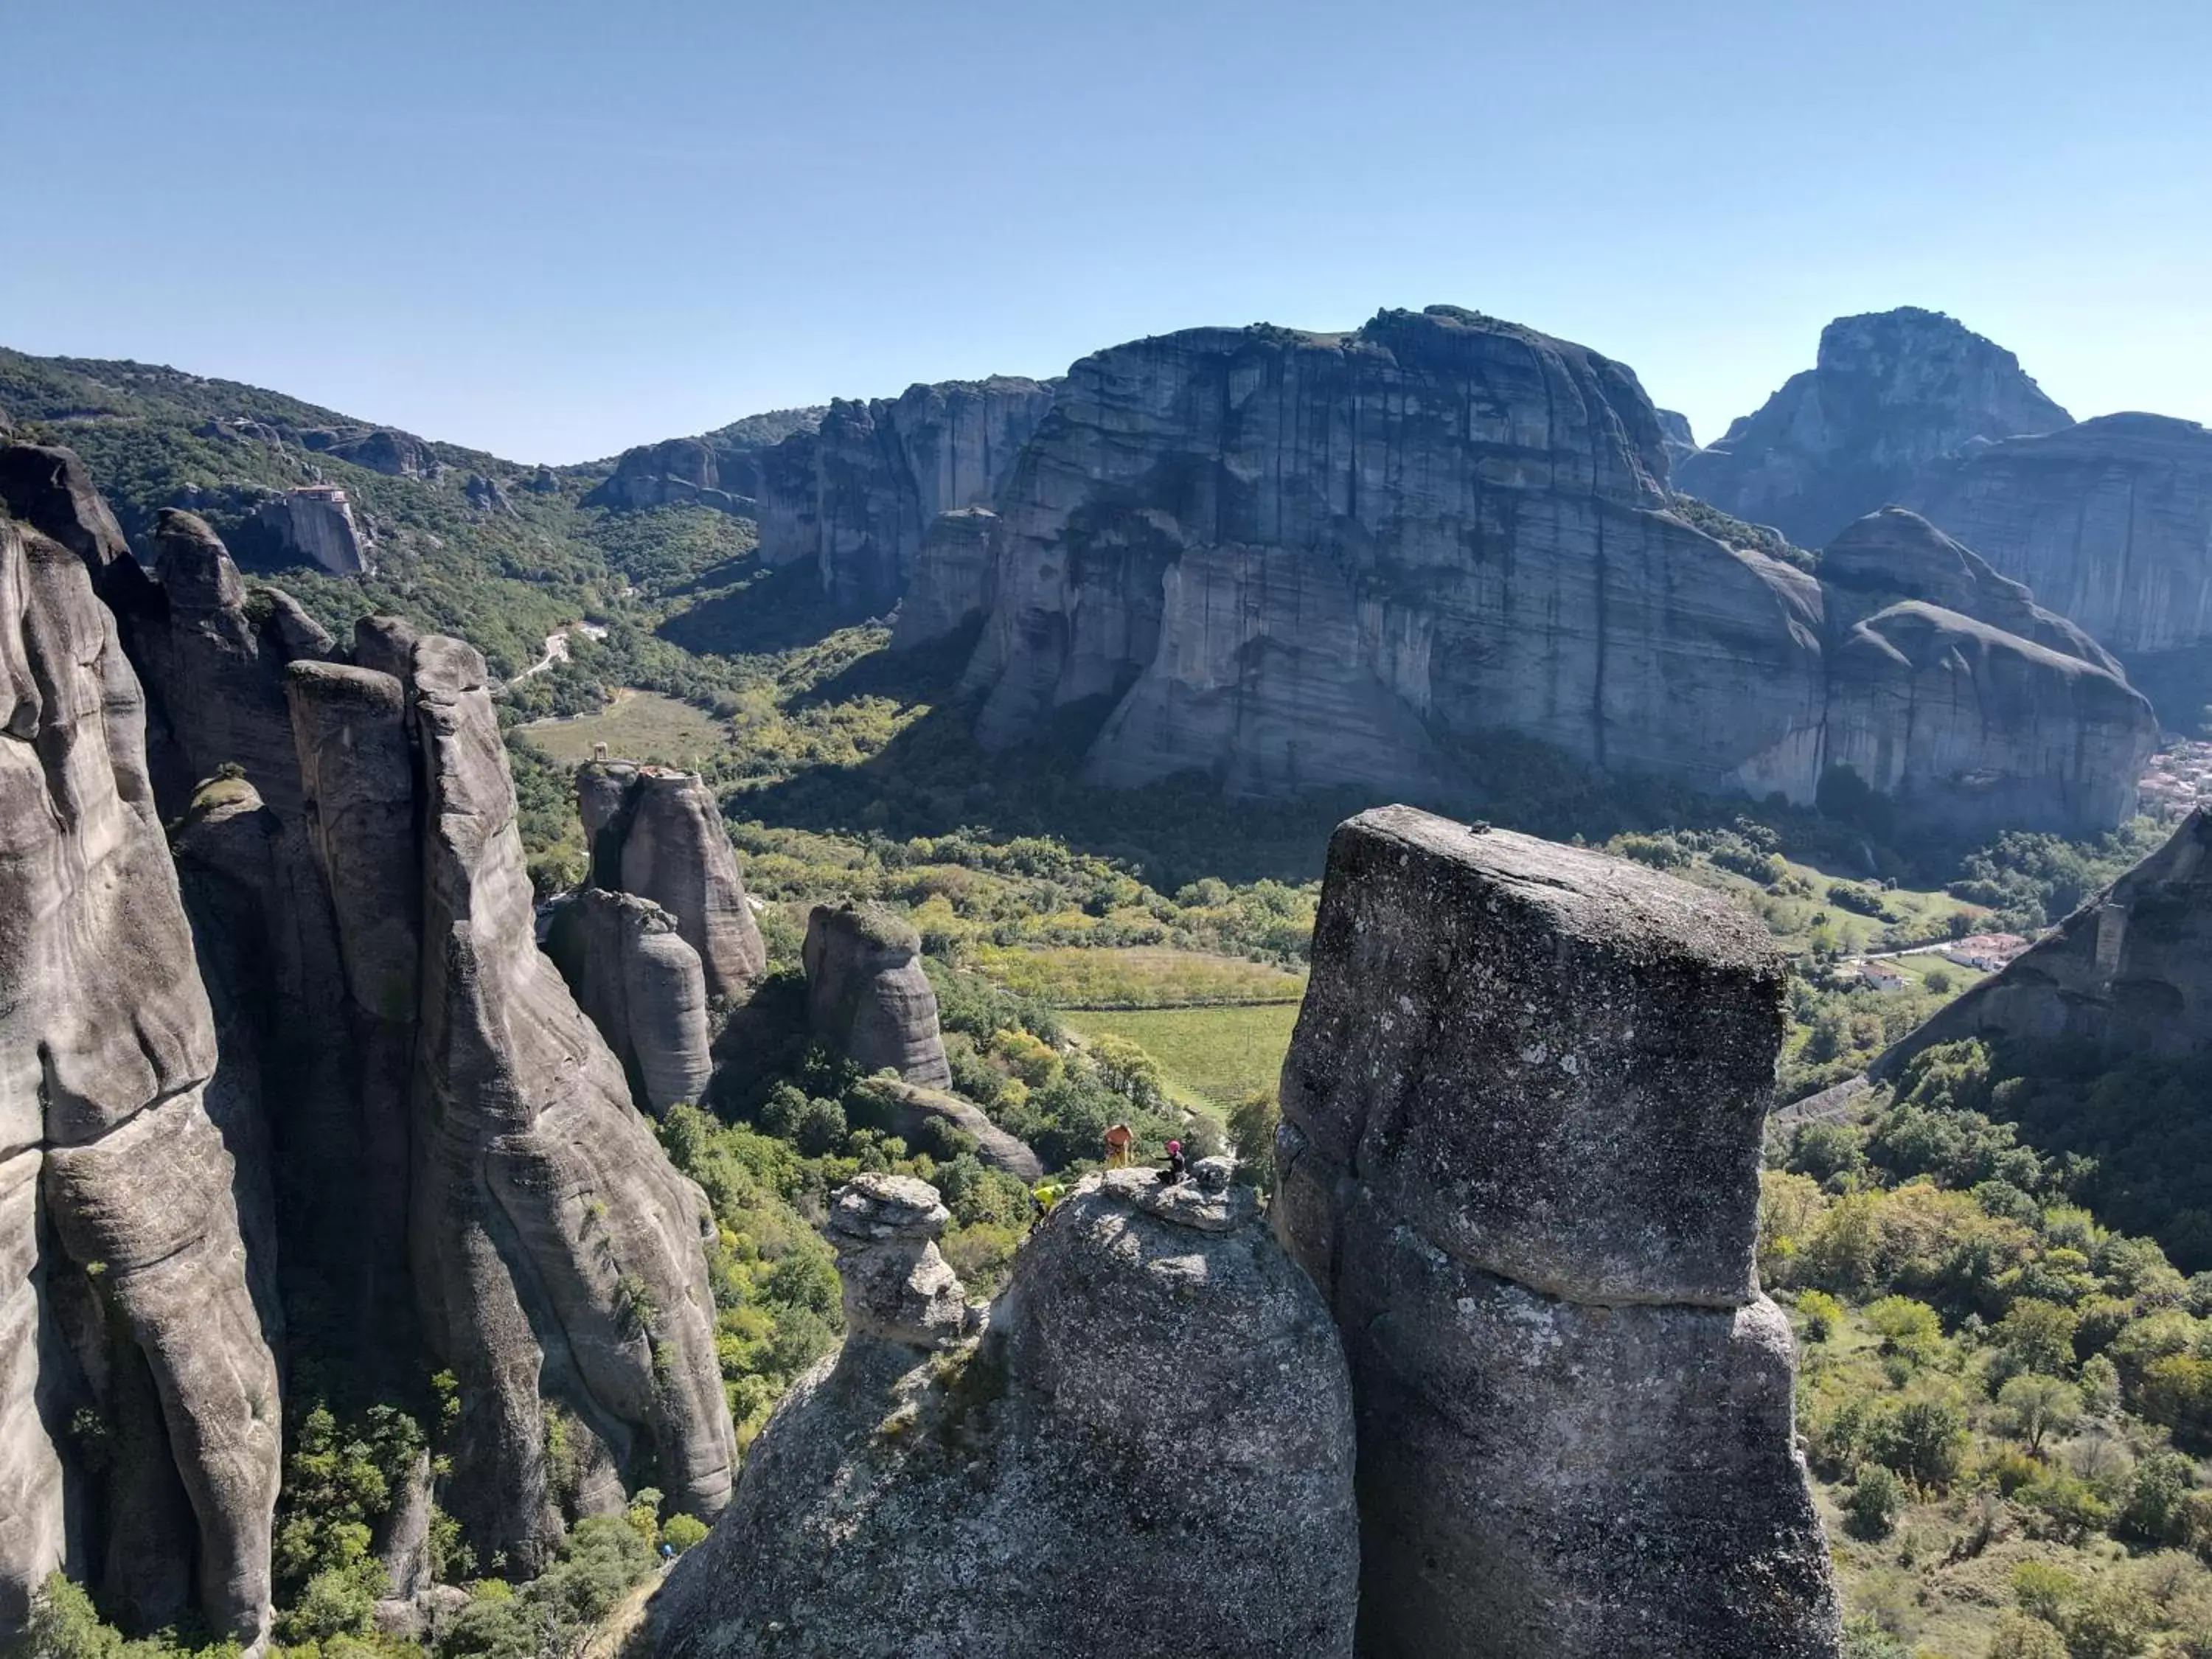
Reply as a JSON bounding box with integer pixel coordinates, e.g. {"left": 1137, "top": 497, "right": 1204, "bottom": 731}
{"left": 889, "top": 505, "right": 1000, "bottom": 649}
{"left": 0, "top": 444, "right": 156, "bottom": 619}
{"left": 1676, "top": 307, "right": 2072, "bottom": 547}
{"left": 1879, "top": 805, "right": 2212, "bottom": 1072}
{"left": 1274, "top": 807, "right": 1841, "bottom": 1659}
{"left": 586, "top": 438, "right": 755, "bottom": 515}
{"left": 0, "top": 509, "right": 282, "bottom": 1644}
{"left": 801, "top": 904, "right": 952, "bottom": 1088}
{"left": 653, "top": 1166, "right": 1360, "bottom": 1659}
{"left": 404, "top": 639, "right": 736, "bottom": 1565}
{"left": 545, "top": 888, "right": 714, "bottom": 1116}
{"left": 944, "top": 307, "right": 1832, "bottom": 808}
{"left": 1656, "top": 407, "right": 1699, "bottom": 466}
{"left": 1815, "top": 509, "right": 2156, "bottom": 838}
{"left": 753, "top": 376, "right": 1055, "bottom": 614}
{"left": 574, "top": 760, "right": 767, "bottom": 1001}
{"left": 1901, "top": 412, "right": 2212, "bottom": 714}
{"left": 253, "top": 487, "right": 372, "bottom": 575}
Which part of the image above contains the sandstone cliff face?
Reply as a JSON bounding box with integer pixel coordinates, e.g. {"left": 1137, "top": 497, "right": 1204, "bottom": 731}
{"left": 1677, "top": 307, "right": 2072, "bottom": 548}
{"left": 919, "top": 310, "right": 2141, "bottom": 841}
{"left": 754, "top": 377, "right": 1054, "bottom": 615}
{"left": 1274, "top": 807, "right": 1840, "bottom": 1658}
{"left": 404, "top": 638, "right": 736, "bottom": 1565}
{"left": 1816, "top": 509, "right": 2156, "bottom": 838}
{"left": 546, "top": 888, "right": 715, "bottom": 1115}
{"left": 802, "top": 905, "right": 952, "bottom": 1088}
{"left": 576, "top": 761, "right": 767, "bottom": 1001}
{"left": 1902, "top": 413, "right": 2212, "bottom": 713}
{"left": 1880, "top": 806, "right": 2212, "bottom": 1074}
{"left": 0, "top": 508, "right": 281, "bottom": 1645}
{"left": 653, "top": 1166, "right": 1359, "bottom": 1658}
{"left": 942, "top": 306, "right": 1830, "bottom": 807}
{"left": 253, "top": 489, "right": 372, "bottom": 575}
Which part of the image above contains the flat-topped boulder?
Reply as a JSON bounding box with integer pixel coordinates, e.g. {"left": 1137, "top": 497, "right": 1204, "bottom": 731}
{"left": 1275, "top": 805, "right": 1840, "bottom": 1658}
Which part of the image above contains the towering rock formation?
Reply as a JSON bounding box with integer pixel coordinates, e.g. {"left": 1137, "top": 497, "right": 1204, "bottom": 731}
{"left": 653, "top": 1165, "right": 1359, "bottom": 1658}
{"left": 253, "top": 486, "right": 372, "bottom": 575}
{"left": 753, "top": 375, "right": 1055, "bottom": 615}
{"left": 1274, "top": 806, "right": 1841, "bottom": 1658}
{"left": 1657, "top": 407, "right": 1698, "bottom": 466}
{"left": 0, "top": 507, "right": 282, "bottom": 1645}
{"left": 400, "top": 639, "right": 734, "bottom": 1566}
{"left": 1902, "top": 413, "right": 2212, "bottom": 715}
{"left": 947, "top": 307, "right": 1827, "bottom": 804}
{"left": 0, "top": 444, "right": 156, "bottom": 619}
{"left": 575, "top": 760, "right": 767, "bottom": 1001}
{"left": 1816, "top": 509, "right": 2156, "bottom": 838}
{"left": 801, "top": 904, "right": 952, "bottom": 1088}
{"left": 546, "top": 888, "right": 715, "bottom": 1115}
{"left": 1676, "top": 307, "right": 2071, "bottom": 547}
{"left": 1879, "top": 805, "right": 2212, "bottom": 1074}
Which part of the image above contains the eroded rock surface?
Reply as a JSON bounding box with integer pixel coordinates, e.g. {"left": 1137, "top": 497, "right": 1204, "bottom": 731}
{"left": 1902, "top": 412, "right": 2212, "bottom": 714}
{"left": 754, "top": 376, "right": 1054, "bottom": 615}
{"left": 1817, "top": 509, "right": 2156, "bottom": 838}
{"left": 0, "top": 507, "right": 280, "bottom": 1645}
{"left": 652, "top": 1165, "right": 1357, "bottom": 1658}
{"left": 575, "top": 760, "right": 766, "bottom": 1001}
{"left": 1274, "top": 806, "right": 1841, "bottom": 1659}
{"left": 802, "top": 905, "right": 951, "bottom": 1087}
{"left": 1677, "top": 307, "right": 2071, "bottom": 547}
{"left": 546, "top": 888, "right": 715, "bottom": 1115}
{"left": 942, "top": 306, "right": 1830, "bottom": 808}
{"left": 1879, "top": 805, "right": 2212, "bottom": 1071}
{"left": 846, "top": 1076, "right": 1042, "bottom": 1182}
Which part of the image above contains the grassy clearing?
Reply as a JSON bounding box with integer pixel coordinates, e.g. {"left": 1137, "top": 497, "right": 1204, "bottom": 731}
{"left": 968, "top": 944, "right": 1307, "bottom": 1009}
{"left": 1065, "top": 1004, "right": 1300, "bottom": 1107}
{"left": 521, "top": 688, "right": 727, "bottom": 769}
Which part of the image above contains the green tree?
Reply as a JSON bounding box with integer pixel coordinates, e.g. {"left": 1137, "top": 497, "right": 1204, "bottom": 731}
{"left": 1995, "top": 1374, "right": 2081, "bottom": 1455}
{"left": 1226, "top": 1089, "right": 1280, "bottom": 1189}
{"left": 1846, "top": 1463, "right": 1905, "bottom": 1540}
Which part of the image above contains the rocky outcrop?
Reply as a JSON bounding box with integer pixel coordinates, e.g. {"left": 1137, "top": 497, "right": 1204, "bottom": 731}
{"left": 846, "top": 1076, "right": 1043, "bottom": 1181}
{"left": 1901, "top": 412, "right": 2212, "bottom": 714}
{"left": 305, "top": 428, "right": 440, "bottom": 480}
{"left": 587, "top": 438, "right": 755, "bottom": 516}
{"left": 653, "top": 1164, "right": 1359, "bottom": 1658}
{"left": 253, "top": 486, "right": 371, "bottom": 575}
{"left": 1879, "top": 805, "right": 2212, "bottom": 1073}
{"left": 754, "top": 376, "right": 1055, "bottom": 615}
{"left": 463, "top": 473, "right": 515, "bottom": 516}
{"left": 801, "top": 905, "right": 951, "bottom": 1087}
{"left": 402, "top": 638, "right": 736, "bottom": 1565}
{"left": 1677, "top": 307, "right": 2072, "bottom": 547}
{"left": 939, "top": 307, "right": 1826, "bottom": 802}
{"left": 574, "top": 760, "right": 766, "bottom": 1001}
{"left": 1274, "top": 807, "right": 1840, "bottom": 1658}
{"left": 0, "top": 508, "right": 282, "bottom": 1644}
{"left": 1816, "top": 509, "right": 2156, "bottom": 838}
{"left": 0, "top": 444, "right": 156, "bottom": 619}
{"left": 919, "top": 308, "right": 2141, "bottom": 841}
{"left": 545, "top": 888, "right": 714, "bottom": 1115}
{"left": 1657, "top": 407, "right": 1698, "bottom": 466}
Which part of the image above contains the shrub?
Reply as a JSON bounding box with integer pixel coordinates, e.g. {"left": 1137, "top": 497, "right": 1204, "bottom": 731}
{"left": 1846, "top": 1463, "right": 1905, "bottom": 1540}
{"left": 661, "top": 1512, "right": 710, "bottom": 1554}
{"left": 1797, "top": 1289, "right": 1846, "bottom": 1342}
{"left": 1986, "top": 1612, "right": 2070, "bottom": 1659}
{"left": 1996, "top": 1374, "right": 2081, "bottom": 1454}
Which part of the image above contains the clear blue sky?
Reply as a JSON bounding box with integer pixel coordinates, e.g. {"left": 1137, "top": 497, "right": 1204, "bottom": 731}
{"left": 5, "top": 0, "right": 2207, "bottom": 463}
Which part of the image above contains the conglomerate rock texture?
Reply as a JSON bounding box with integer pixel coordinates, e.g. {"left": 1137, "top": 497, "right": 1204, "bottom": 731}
{"left": 0, "top": 507, "right": 281, "bottom": 1646}
{"left": 1815, "top": 509, "right": 2156, "bottom": 837}
{"left": 1879, "top": 805, "right": 2212, "bottom": 1074}
{"left": 1676, "top": 307, "right": 2072, "bottom": 547}
{"left": 1902, "top": 412, "right": 2212, "bottom": 716}
{"left": 754, "top": 376, "right": 1054, "bottom": 615}
{"left": 801, "top": 904, "right": 952, "bottom": 1087}
{"left": 652, "top": 1165, "right": 1359, "bottom": 1659}
{"left": 576, "top": 760, "right": 766, "bottom": 1001}
{"left": 3, "top": 448, "right": 737, "bottom": 1637}
{"left": 1273, "top": 806, "right": 1841, "bottom": 1659}
{"left": 545, "top": 887, "right": 715, "bottom": 1115}
{"left": 919, "top": 306, "right": 2138, "bottom": 838}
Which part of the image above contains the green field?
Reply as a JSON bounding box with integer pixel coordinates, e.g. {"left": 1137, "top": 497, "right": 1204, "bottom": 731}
{"left": 521, "top": 689, "right": 727, "bottom": 769}
{"left": 1064, "top": 1004, "right": 1300, "bottom": 1107}
{"left": 969, "top": 943, "right": 1307, "bottom": 1009}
